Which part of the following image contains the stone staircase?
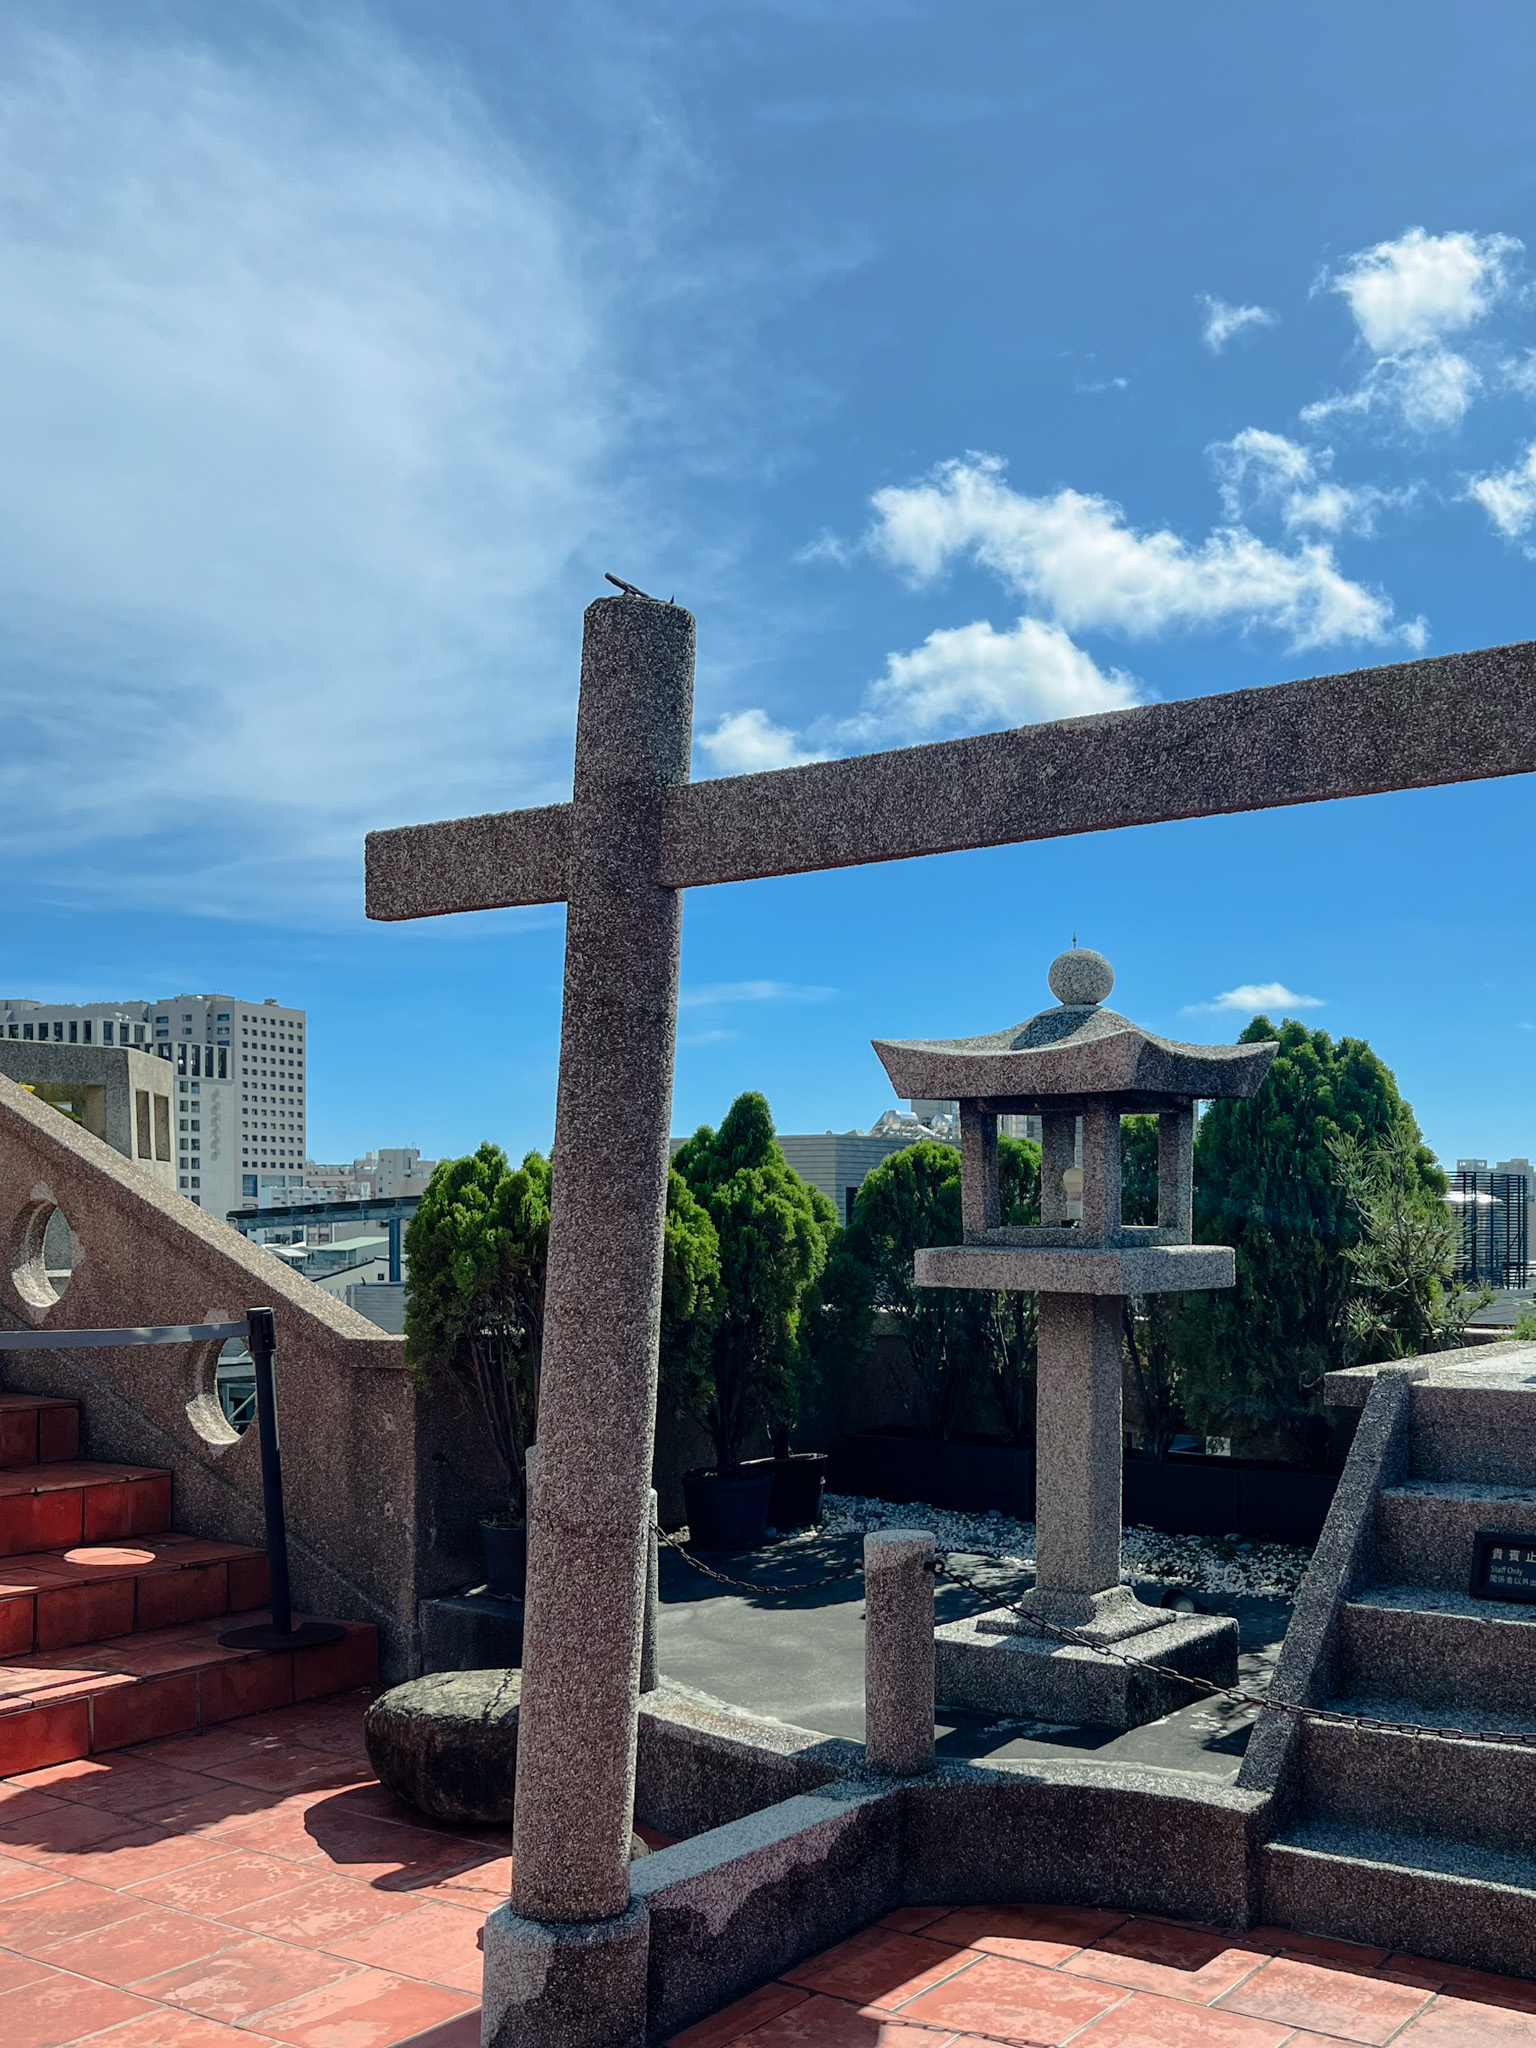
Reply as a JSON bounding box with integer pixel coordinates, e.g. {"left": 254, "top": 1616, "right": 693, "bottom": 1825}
{"left": 0, "top": 1389, "right": 376, "bottom": 1775}
{"left": 1257, "top": 1358, "right": 1536, "bottom": 1975}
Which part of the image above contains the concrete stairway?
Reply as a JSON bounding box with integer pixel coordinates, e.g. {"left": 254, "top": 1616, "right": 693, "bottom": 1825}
{"left": 1258, "top": 1362, "right": 1536, "bottom": 1975}
{"left": 0, "top": 1390, "right": 376, "bottom": 1775}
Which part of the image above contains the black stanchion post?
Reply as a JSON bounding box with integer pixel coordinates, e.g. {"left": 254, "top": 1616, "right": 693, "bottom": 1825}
{"left": 219, "top": 1307, "right": 345, "bottom": 1652}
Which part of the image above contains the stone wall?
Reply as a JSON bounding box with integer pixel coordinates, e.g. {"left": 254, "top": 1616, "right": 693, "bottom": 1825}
{"left": 0, "top": 1072, "right": 493, "bottom": 1680}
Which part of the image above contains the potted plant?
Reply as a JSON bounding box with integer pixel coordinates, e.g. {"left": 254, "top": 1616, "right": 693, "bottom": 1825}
{"left": 404, "top": 1144, "right": 549, "bottom": 1598}
{"left": 667, "top": 1095, "right": 836, "bottom": 1549}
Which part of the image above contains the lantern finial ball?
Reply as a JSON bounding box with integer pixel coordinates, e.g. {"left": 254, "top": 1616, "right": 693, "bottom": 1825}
{"left": 1048, "top": 947, "right": 1114, "bottom": 1007}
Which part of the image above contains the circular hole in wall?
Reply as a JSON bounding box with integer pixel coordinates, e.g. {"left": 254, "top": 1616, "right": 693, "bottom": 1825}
{"left": 11, "top": 1199, "right": 74, "bottom": 1309}
{"left": 215, "top": 1337, "right": 256, "bottom": 1436}
{"left": 184, "top": 1337, "right": 253, "bottom": 1450}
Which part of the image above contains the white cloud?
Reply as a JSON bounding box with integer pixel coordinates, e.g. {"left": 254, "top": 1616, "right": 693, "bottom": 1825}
{"left": 1323, "top": 228, "right": 1520, "bottom": 354}
{"left": 1209, "top": 429, "right": 1401, "bottom": 536}
{"left": 866, "top": 455, "right": 1415, "bottom": 650}
{"left": 1302, "top": 348, "right": 1481, "bottom": 434}
{"left": 838, "top": 615, "right": 1144, "bottom": 745}
{"left": 1303, "top": 229, "right": 1522, "bottom": 436}
{"left": 697, "top": 707, "right": 828, "bottom": 774}
{"left": 1199, "top": 295, "right": 1279, "bottom": 354}
{"left": 1184, "top": 982, "right": 1325, "bottom": 1015}
{"left": 678, "top": 980, "right": 836, "bottom": 1008}
{"left": 1465, "top": 442, "right": 1536, "bottom": 540}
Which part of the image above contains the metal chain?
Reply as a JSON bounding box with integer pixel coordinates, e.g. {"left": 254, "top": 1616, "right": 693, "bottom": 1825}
{"left": 654, "top": 1523, "right": 865, "bottom": 1596}
{"left": 931, "top": 1552, "right": 1536, "bottom": 1750}
{"left": 655, "top": 1522, "right": 1536, "bottom": 1749}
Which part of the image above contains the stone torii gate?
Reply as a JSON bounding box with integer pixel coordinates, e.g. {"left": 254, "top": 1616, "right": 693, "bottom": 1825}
{"left": 366, "top": 599, "right": 1535, "bottom": 2046}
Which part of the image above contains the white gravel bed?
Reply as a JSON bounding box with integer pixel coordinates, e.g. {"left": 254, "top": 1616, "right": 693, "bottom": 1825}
{"left": 819, "top": 1490, "right": 1312, "bottom": 1600}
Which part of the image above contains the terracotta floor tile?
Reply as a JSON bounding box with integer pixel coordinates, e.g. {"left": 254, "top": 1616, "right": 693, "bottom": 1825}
{"left": 783, "top": 1927, "right": 968, "bottom": 2009}
{"left": 0, "top": 1875, "right": 151, "bottom": 1950}
{"left": 410, "top": 1859, "right": 512, "bottom": 1909}
{"left": 1394, "top": 1997, "right": 1536, "bottom": 2045}
{"left": 0, "top": 1796, "right": 139, "bottom": 1858}
{"left": 732, "top": 1991, "right": 959, "bottom": 2048}
{"left": 0, "top": 1848, "right": 60, "bottom": 1898}
{"left": 898, "top": 1952, "right": 1127, "bottom": 2044}
{"left": 0, "top": 1776, "right": 73, "bottom": 1814}
{"left": 304, "top": 1820, "right": 489, "bottom": 1891}
{"left": 203, "top": 1749, "right": 373, "bottom": 1797}
{"left": 1063, "top": 1920, "right": 1272, "bottom": 2004}
{"left": 198, "top": 1807, "right": 335, "bottom": 1865}
{"left": 322, "top": 1899, "right": 488, "bottom": 1991}
{"left": 66, "top": 2010, "right": 274, "bottom": 2048}
{"left": 47, "top": 1760, "right": 221, "bottom": 1817}
{"left": 131, "top": 1935, "right": 362, "bottom": 2023}
{"left": 0, "top": 1965, "right": 157, "bottom": 2047}
{"left": 252, "top": 1966, "right": 474, "bottom": 2048}
{"left": 874, "top": 1908, "right": 953, "bottom": 1935}
{"left": 128, "top": 1848, "right": 317, "bottom": 1916}
{"left": 926, "top": 1904, "right": 1128, "bottom": 1967}
{"left": 299, "top": 1782, "right": 425, "bottom": 1830}
{"left": 38, "top": 1904, "right": 240, "bottom": 1987}
{"left": 131, "top": 1783, "right": 283, "bottom": 1839}
{"left": 1216, "top": 1956, "right": 1433, "bottom": 2042}
{"left": 1243, "top": 1928, "right": 1389, "bottom": 1968}
{"left": 219, "top": 1873, "right": 424, "bottom": 1946}
{"left": 1387, "top": 1962, "right": 1536, "bottom": 2013}
{"left": 1068, "top": 1992, "right": 1294, "bottom": 2044}
{"left": 668, "top": 1981, "right": 810, "bottom": 2048}
{"left": 0, "top": 1946, "right": 56, "bottom": 1992}
{"left": 33, "top": 1826, "right": 228, "bottom": 1888}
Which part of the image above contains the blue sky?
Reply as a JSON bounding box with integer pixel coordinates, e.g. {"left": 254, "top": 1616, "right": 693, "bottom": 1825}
{"left": 3, "top": 2, "right": 1535, "bottom": 1169}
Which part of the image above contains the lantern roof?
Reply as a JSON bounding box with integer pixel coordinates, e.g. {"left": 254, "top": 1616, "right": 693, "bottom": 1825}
{"left": 872, "top": 948, "right": 1277, "bottom": 1110}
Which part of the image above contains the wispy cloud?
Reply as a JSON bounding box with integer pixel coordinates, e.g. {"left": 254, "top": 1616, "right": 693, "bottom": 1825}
{"left": 0, "top": 19, "right": 619, "bottom": 913}
{"left": 1209, "top": 429, "right": 1407, "bottom": 537}
{"left": 1183, "top": 981, "right": 1325, "bottom": 1015}
{"left": 677, "top": 980, "right": 837, "bottom": 1009}
{"left": 1199, "top": 295, "right": 1279, "bottom": 354}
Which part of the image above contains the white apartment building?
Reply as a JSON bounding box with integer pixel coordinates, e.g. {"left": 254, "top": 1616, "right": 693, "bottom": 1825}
{"left": 1, "top": 992, "right": 306, "bottom": 1219}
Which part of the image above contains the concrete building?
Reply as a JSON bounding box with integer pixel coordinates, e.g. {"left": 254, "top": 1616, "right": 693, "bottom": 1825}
{"left": 305, "top": 1147, "right": 436, "bottom": 1200}
{"left": 0, "top": 992, "right": 306, "bottom": 1216}
{"left": 0, "top": 1042, "right": 177, "bottom": 1191}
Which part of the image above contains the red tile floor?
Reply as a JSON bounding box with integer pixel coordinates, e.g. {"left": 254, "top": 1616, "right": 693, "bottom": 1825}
{"left": 1, "top": 1691, "right": 1532, "bottom": 2048}
{"left": 670, "top": 1907, "right": 1536, "bottom": 2048}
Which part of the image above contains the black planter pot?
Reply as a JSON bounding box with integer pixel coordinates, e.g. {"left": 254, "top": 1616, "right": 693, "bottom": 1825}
{"left": 741, "top": 1453, "right": 827, "bottom": 1532}
{"left": 480, "top": 1521, "right": 527, "bottom": 1600}
{"left": 682, "top": 1467, "right": 773, "bottom": 1551}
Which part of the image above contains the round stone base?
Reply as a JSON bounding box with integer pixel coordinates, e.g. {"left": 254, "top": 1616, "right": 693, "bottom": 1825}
{"left": 365, "top": 1668, "right": 650, "bottom": 1853}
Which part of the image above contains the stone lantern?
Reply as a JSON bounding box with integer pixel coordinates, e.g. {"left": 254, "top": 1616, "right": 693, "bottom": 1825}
{"left": 871, "top": 947, "right": 1278, "bottom": 1728}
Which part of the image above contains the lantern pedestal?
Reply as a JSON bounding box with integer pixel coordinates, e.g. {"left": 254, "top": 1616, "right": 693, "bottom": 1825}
{"left": 873, "top": 946, "right": 1275, "bottom": 1735}
{"left": 934, "top": 1604, "right": 1240, "bottom": 1730}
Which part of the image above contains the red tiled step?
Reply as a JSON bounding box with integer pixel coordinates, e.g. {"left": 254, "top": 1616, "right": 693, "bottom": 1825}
{"left": 0, "top": 1461, "right": 171, "bottom": 1555}
{"left": 0, "top": 1394, "right": 79, "bottom": 1469}
{"left": 0, "top": 1533, "right": 269, "bottom": 1655}
{"left": 0, "top": 1611, "right": 378, "bottom": 1773}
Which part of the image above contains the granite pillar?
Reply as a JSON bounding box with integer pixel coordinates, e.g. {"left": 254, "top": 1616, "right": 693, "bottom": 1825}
{"left": 499, "top": 596, "right": 693, "bottom": 1972}
{"left": 1025, "top": 1292, "right": 1134, "bottom": 1633}
{"left": 863, "top": 1529, "right": 935, "bottom": 1776}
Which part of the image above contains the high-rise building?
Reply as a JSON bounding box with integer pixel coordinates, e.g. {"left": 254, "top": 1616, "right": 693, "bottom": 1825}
{"left": 0, "top": 992, "right": 306, "bottom": 1217}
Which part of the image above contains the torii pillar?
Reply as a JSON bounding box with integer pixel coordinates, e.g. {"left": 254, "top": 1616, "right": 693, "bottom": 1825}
{"left": 365, "top": 604, "right": 1536, "bottom": 2048}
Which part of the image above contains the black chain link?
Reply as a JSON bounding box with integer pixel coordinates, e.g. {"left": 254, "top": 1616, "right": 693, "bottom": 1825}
{"left": 931, "top": 1551, "right": 1536, "bottom": 1750}
{"left": 654, "top": 1523, "right": 864, "bottom": 1596}
{"left": 656, "top": 1522, "right": 1536, "bottom": 1751}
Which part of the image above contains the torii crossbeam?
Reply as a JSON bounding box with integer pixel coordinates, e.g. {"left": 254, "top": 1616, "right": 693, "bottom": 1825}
{"left": 366, "top": 602, "right": 1536, "bottom": 2048}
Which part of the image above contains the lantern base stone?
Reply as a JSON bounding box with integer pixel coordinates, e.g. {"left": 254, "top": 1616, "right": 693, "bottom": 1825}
{"left": 977, "top": 1582, "right": 1171, "bottom": 1644}
{"left": 935, "top": 1604, "right": 1239, "bottom": 1731}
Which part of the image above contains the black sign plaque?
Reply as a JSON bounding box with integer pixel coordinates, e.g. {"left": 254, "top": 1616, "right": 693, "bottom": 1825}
{"left": 1469, "top": 1528, "right": 1536, "bottom": 1604}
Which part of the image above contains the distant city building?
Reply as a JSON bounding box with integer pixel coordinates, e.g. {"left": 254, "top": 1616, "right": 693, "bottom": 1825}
{"left": 1, "top": 992, "right": 306, "bottom": 1216}
{"left": 303, "top": 1147, "right": 436, "bottom": 1201}
{"left": 0, "top": 1042, "right": 177, "bottom": 1192}
{"left": 1453, "top": 1157, "right": 1532, "bottom": 1288}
